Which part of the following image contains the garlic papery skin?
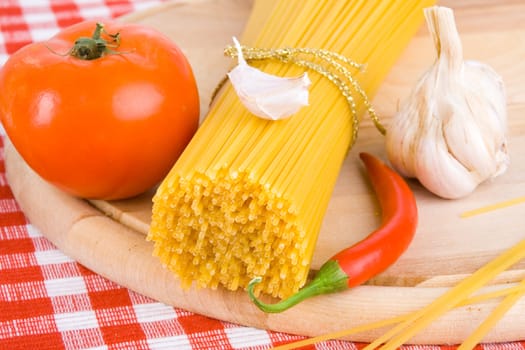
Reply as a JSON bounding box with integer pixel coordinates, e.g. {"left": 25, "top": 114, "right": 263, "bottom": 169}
{"left": 385, "top": 6, "right": 509, "bottom": 199}
{"left": 227, "top": 37, "right": 311, "bottom": 120}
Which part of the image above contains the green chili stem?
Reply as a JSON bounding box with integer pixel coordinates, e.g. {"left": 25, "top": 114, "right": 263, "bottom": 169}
{"left": 248, "top": 260, "right": 349, "bottom": 313}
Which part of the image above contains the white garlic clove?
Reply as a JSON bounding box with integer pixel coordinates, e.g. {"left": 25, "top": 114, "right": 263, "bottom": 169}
{"left": 227, "top": 37, "right": 311, "bottom": 120}
{"left": 385, "top": 6, "right": 509, "bottom": 199}
{"left": 414, "top": 117, "right": 485, "bottom": 198}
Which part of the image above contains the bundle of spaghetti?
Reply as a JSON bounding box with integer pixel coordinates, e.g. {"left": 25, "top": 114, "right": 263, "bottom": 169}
{"left": 148, "top": 0, "right": 434, "bottom": 298}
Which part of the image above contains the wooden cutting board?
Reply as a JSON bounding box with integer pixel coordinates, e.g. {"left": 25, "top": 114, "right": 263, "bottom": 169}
{"left": 5, "top": 0, "right": 525, "bottom": 344}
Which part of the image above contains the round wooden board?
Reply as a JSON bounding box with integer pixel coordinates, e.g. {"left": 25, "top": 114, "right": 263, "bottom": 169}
{"left": 5, "top": 0, "right": 525, "bottom": 344}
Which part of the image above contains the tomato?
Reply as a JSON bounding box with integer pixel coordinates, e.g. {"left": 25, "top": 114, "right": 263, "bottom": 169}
{"left": 0, "top": 20, "right": 199, "bottom": 200}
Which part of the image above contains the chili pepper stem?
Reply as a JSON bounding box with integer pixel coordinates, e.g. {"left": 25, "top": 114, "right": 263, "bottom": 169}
{"left": 248, "top": 260, "right": 349, "bottom": 313}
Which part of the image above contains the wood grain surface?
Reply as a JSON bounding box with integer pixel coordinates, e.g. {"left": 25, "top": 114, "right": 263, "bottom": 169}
{"left": 5, "top": 0, "right": 525, "bottom": 344}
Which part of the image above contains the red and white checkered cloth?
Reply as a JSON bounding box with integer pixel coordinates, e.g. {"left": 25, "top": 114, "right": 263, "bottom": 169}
{"left": 1, "top": 1, "right": 525, "bottom": 350}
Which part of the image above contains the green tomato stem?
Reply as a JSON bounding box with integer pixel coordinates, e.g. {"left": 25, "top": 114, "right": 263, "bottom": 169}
{"left": 247, "top": 260, "right": 349, "bottom": 313}
{"left": 70, "top": 22, "right": 121, "bottom": 60}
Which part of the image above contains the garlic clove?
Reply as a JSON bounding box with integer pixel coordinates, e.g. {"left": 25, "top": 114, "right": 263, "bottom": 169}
{"left": 227, "top": 37, "right": 311, "bottom": 120}
{"left": 415, "top": 118, "right": 484, "bottom": 198}
{"left": 385, "top": 6, "right": 509, "bottom": 199}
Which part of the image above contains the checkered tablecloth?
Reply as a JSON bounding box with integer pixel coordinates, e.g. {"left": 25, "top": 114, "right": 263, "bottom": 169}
{"left": 1, "top": 1, "right": 525, "bottom": 350}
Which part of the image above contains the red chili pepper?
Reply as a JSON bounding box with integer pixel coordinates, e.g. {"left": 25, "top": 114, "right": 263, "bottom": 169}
{"left": 247, "top": 152, "right": 418, "bottom": 313}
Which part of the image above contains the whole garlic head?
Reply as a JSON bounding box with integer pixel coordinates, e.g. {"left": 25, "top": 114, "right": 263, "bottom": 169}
{"left": 385, "top": 6, "right": 509, "bottom": 199}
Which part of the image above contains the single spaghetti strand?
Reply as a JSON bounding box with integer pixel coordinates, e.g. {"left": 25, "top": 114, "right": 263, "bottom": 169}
{"left": 461, "top": 196, "right": 525, "bottom": 218}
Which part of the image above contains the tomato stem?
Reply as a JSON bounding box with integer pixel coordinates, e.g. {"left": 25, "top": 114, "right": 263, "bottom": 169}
{"left": 70, "top": 22, "right": 122, "bottom": 60}
{"left": 247, "top": 260, "right": 349, "bottom": 313}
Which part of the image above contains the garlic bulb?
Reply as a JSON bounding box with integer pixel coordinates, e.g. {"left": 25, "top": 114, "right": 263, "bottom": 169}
{"left": 227, "top": 37, "right": 311, "bottom": 120}
{"left": 385, "top": 6, "right": 509, "bottom": 199}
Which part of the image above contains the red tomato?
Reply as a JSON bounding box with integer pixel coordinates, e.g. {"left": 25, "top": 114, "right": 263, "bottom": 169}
{"left": 0, "top": 20, "right": 199, "bottom": 200}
